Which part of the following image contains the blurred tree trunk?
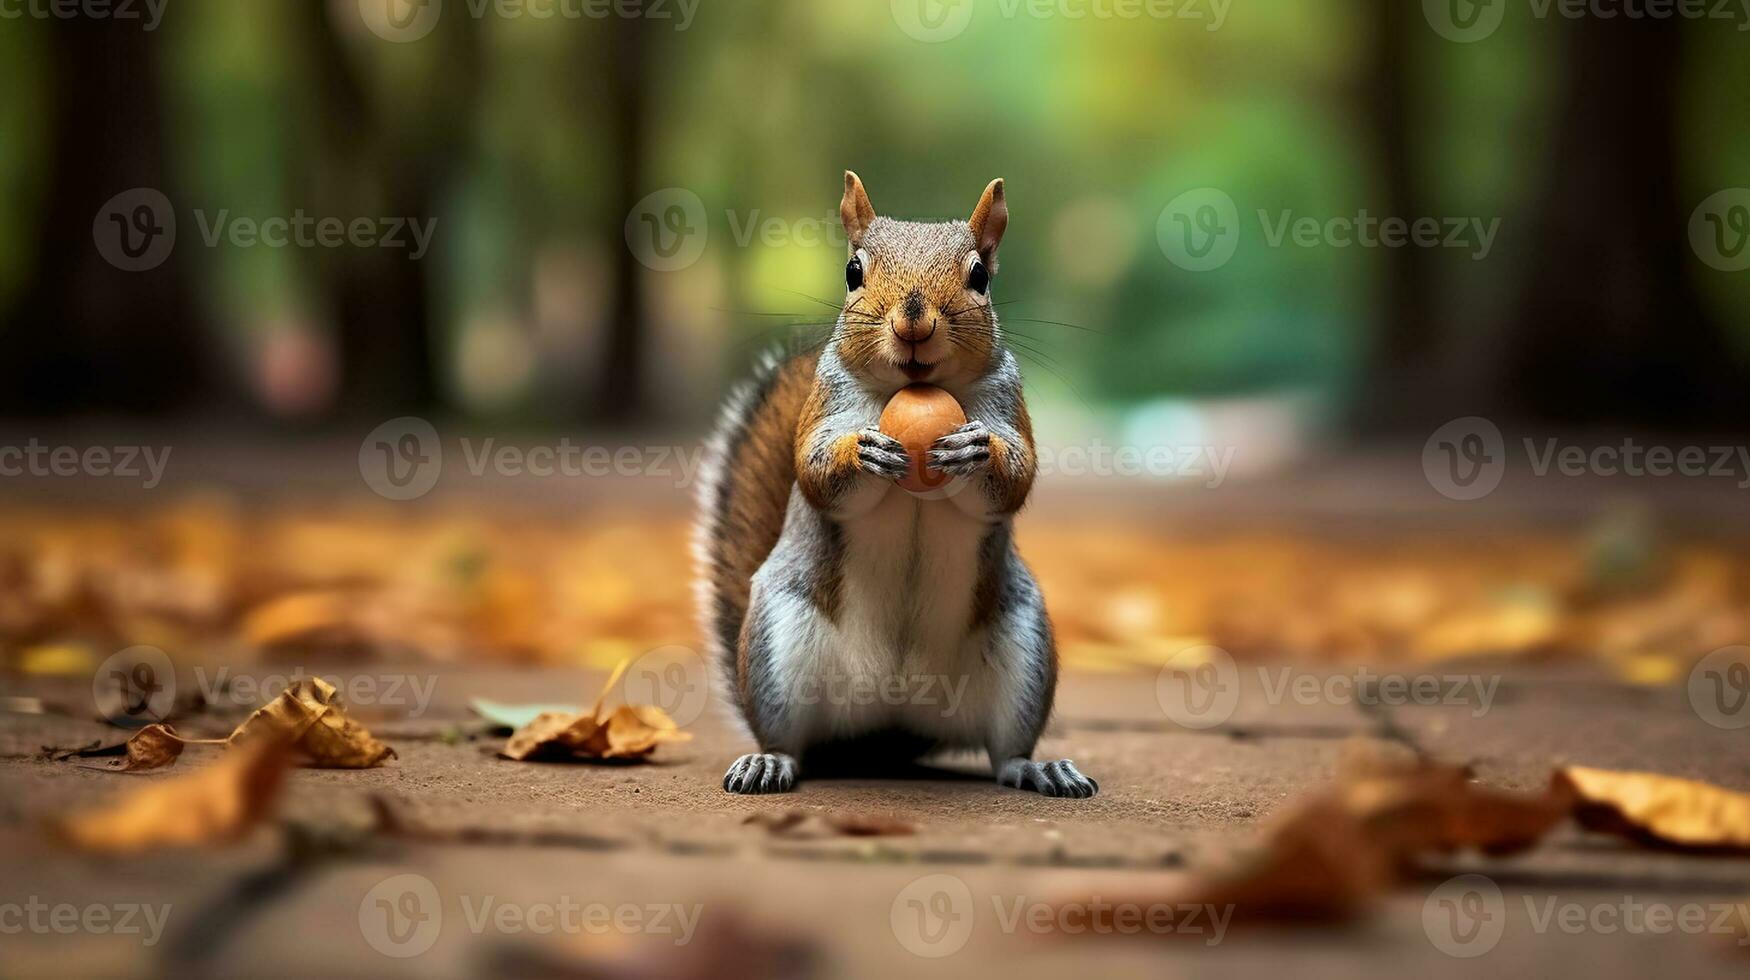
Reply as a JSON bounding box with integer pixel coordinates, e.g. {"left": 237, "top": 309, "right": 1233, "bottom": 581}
{"left": 1503, "top": 17, "right": 1744, "bottom": 427}
{"left": 592, "top": 17, "right": 652, "bottom": 423}
{"left": 290, "top": 3, "right": 480, "bottom": 419}
{"left": 0, "top": 18, "right": 211, "bottom": 416}
{"left": 1353, "top": 0, "right": 1441, "bottom": 433}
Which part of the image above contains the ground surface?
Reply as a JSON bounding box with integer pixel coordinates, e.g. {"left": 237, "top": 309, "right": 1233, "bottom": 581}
{"left": 2, "top": 663, "right": 1747, "bottom": 980}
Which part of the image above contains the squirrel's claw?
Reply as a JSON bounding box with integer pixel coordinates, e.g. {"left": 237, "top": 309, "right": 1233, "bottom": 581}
{"left": 856, "top": 429, "right": 910, "bottom": 481}
{"left": 724, "top": 752, "right": 799, "bottom": 794}
{"left": 929, "top": 420, "right": 991, "bottom": 477}
{"left": 997, "top": 758, "right": 1099, "bottom": 799}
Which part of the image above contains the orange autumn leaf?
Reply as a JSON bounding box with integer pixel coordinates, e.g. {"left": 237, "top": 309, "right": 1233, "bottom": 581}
{"left": 1056, "top": 749, "right": 1567, "bottom": 930}
{"left": 1554, "top": 766, "right": 1750, "bottom": 852}
{"left": 502, "top": 660, "right": 691, "bottom": 762}
{"left": 52, "top": 740, "right": 290, "bottom": 854}
{"left": 228, "top": 676, "right": 395, "bottom": 768}
{"left": 99, "top": 724, "right": 199, "bottom": 772}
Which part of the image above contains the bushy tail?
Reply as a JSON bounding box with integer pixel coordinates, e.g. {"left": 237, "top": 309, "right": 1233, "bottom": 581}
{"left": 691, "top": 349, "right": 820, "bottom": 707}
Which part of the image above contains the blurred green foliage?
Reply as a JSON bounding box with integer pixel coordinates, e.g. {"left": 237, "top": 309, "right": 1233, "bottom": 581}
{"left": 0, "top": 0, "right": 1746, "bottom": 421}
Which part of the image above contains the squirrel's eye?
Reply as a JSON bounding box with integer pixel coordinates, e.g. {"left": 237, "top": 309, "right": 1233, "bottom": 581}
{"left": 967, "top": 259, "right": 989, "bottom": 295}
{"left": 846, "top": 257, "right": 864, "bottom": 292}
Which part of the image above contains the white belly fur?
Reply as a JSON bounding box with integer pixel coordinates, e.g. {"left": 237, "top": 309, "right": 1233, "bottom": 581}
{"left": 788, "top": 488, "right": 1004, "bottom": 750}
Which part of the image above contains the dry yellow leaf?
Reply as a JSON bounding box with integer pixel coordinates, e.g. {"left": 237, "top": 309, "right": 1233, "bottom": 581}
{"left": 53, "top": 741, "right": 289, "bottom": 854}
{"left": 1554, "top": 766, "right": 1750, "bottom": 851}
{"left": 501, "top": 661, "right": 692, "bottom": 762}
{"left": 228, "top": 676, "right": 394, "bottom": 768}
{"left": 103, "top": 724, "right": 192, "bottom": 772}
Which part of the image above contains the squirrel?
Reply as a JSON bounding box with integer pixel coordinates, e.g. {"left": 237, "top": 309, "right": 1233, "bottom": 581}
{"left": 693, "top": 172, "right": 1097, "bottom": 799}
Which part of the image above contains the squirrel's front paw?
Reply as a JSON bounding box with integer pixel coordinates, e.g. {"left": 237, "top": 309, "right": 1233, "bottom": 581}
{"left": 856, "top": 429, "right": 910, "bottom": 481}
{"left": 928, "top": 420, "right": 991, "bottom": 477}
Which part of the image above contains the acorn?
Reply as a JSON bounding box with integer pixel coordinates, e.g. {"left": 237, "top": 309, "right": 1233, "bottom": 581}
{"left": 879, "top": 384, "right": 967, "bottom": 493}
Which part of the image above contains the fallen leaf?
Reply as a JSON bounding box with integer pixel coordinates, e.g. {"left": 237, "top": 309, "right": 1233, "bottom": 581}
{"left": 95, "top": 724, "right": 205, "bottom": 772}
{"left": 501, "top": 661, "right": 691, "bottom": 762}
{"left": 52, "top": 740, "right": 290, "bottom": 853}
{"left": 1553, "top": 767, "right": 1750, "bottom": 852}
{"left": 229, "top": 676, "right": 395, "bottom": 768}
{"left": 1058, "top": 753, "right": 1567, "bottom": 929}
{"left": 471, "top": 697, "right": 583, "bottom": 732}
{"left": 743, "top": 810, "right": 915, "bottom": 839}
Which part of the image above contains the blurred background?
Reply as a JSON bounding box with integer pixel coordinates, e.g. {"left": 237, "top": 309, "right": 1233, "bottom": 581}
{"left": 3, "top": 0, "right": 1748, "bottom": 430}
{"left": 4, "top": 4, "right": 1750, "bottom": 979}
{"left": 0, "top": 0, "right": 1747, "bottom": 678}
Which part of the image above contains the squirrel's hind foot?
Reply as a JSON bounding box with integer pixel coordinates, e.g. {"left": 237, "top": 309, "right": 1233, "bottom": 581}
{"left": 723, "top": 752, "right": 799, "bottom": 794}
{"left": 998, "top": 758, "right": 1099, "bottom": 799}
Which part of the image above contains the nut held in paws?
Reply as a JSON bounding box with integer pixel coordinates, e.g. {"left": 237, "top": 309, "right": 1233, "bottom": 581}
{"left": 880, "top": 385, "right": 967, "bottom": 493}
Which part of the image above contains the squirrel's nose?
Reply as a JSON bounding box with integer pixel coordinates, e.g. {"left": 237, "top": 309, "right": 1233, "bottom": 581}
{"left": 892, "top": 289, "right": 935, "bottom": 343}
{"left": 891, "top": 318, "right": 936, "bottom": 344}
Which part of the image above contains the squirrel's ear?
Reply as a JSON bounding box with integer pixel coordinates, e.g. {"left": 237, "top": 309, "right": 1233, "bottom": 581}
{"left": 969, "top": 178, "right": 1007, "bottom": 260}
{"left": 840, "top": 171, "right": 876, "bottom": 247}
